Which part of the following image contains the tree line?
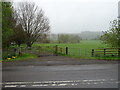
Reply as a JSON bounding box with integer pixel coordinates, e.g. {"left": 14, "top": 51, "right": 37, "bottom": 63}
{"left": 49, "top": 34, "right": 81, "bottom": 43}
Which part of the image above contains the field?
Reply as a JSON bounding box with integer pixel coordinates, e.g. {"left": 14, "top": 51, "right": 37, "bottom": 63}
{"left": 34, "top": 40, "right": 108, "bottom": 48}
{"left": 3, "top": 40, "right": 119, "bottom": 61}
{"left": 33, "top": 40, "right": 119, "bottom": 60}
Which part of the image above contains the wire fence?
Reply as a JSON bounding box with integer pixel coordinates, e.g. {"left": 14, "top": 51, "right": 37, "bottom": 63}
{"left": 57, "top": 46, "right": 92, "bottom": 58}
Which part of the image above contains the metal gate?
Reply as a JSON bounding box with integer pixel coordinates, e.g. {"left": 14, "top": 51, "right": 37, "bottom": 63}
{"left": 23, "top": 46, "right": 57, "bottom": 57}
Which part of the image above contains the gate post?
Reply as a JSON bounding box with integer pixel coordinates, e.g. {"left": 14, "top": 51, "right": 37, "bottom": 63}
{"left": 118, "top": 48, "right": 120, "bottom": 57}
{"left": 60, "top": 48, "right": 62, "bottom": 54}
{"left": 92, "top": 49, "right": 94, "bottom": 56}
{"left": 55, "top": 45, "right": 58, "bottom": 55}
{"left": 104, "top": 49, "right": 106, "bottom": 56}
{"left": 66, "top": 47, "right": 68, "bottom": 55}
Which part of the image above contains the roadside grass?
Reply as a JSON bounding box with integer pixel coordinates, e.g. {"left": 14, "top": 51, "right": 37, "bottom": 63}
{"left": 2, "top": 53, "right": 37, "bottom": 62}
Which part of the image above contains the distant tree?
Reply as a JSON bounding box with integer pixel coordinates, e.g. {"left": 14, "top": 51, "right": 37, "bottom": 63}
{"left": 49, "top": 34, "right": 58, "bottom": 43}
{"left": 37, "top": 34, "right": 50, "bottom": 43}
{"left": 100, "top": 19, "right": 120, "bottom": 47}
{"left": 80, "top": 31, "right": 103, "bottom": 40}
{"left": 2, "top": 2, "right": 14, "bottom": 47}
{"left": 14, "top": 2, "right": 50, "bottom": 47}
{"left": 58, "top": 34, "right": 69, "bottom": 43}
{"left": 57, "top": 34, "right": 81, "bottom": 43}
{"left": 69, "top": 35, "right": 80, "bottom": 43}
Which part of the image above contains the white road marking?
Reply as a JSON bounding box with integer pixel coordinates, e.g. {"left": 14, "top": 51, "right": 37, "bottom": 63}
{"left": 32, "top": 84, "right": 48, "bottom": 87}
{"left": 51, "top": 84, "right": 57, "bottom": 86}
{"left": 2, "top": 79, "right": 119, "bottom": 88}
{"left": 20, "top": 85, "right": 26, "bottom": 87}
{"left": 5, "top": 85, "right": 17, "bottom": 88}
{"left": 100, "top": 82, "right": 104, "bottom": 84}
{"left": 86, "top": 83, "right": 90, "bottom": 85}
{"left": 93, "top": 82, "right": 98, "bottom": 84}
{"left": 71, "top": 83, "right": 78, "bottom": 86}
{"left": 58, "top": 84, "right": 67, "bottom": 86}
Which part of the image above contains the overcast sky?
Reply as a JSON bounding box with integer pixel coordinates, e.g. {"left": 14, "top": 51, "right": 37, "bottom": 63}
{"left": 13, "top": 0, "right": 119, "bottom": 34}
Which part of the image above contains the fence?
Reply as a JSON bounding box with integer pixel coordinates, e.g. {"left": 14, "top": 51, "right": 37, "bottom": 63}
{"left": 2, "top": 46, "right": 57, "bottom": 59}
{"left": 56, "top": 45, "right": 91, "bottom": 58}
{"left": 91, "top": 48, "right": 120, "bottom": 57}
{"left": 3, "top": 46, "right": 120, "bottom": 59}
{"left": 23, "top": 46, "right": 57, "bottom": 56}
{"left": 55, "top": 46, "right": 120, "bottom": 58}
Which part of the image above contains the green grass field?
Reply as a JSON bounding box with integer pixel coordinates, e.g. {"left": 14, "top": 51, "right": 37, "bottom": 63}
{"left": 3, "top": 40, "right": 119, "bottom": 61}
{"left": 33, "top": 40, "right": 120, "bottom": 60}
{"left": 34, "top": 40, "right": 108, "bottom": 48}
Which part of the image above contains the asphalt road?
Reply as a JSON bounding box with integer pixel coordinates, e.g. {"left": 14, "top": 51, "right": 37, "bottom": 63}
{"left": 2, "top": 64, "right": 119, "bottom": 88}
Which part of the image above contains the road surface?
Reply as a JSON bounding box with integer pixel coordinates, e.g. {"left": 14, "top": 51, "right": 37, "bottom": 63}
{"left": 2, "top": 63, "right": 118, "bottom": 88}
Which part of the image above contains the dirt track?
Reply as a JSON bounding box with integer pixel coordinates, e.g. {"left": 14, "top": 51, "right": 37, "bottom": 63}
{"left": 2, "top": 55, "right": 118, "bottom": 67}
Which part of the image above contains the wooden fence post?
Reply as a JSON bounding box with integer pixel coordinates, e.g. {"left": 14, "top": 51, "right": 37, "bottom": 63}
{"left": 55, "top": 45, "right": 58, "bottom": 55}
{"left": 92, "top": 49, "right": 94, "bottom": 56}
{"left": 118, "top": 48, "right": 120, "bottom": 57}
{"left": 66, "top": 47, "right": 68, "bottom": 55}
{"left": 60, "top": 48, "right": 62, "bottom": 54}
{"left": 104, "top": 49, "right": 106, "bottom": 56}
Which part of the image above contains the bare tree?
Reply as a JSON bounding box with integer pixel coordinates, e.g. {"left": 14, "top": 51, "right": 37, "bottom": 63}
{"left": 14, "top": 2, "right": 50, "bottom": 47}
